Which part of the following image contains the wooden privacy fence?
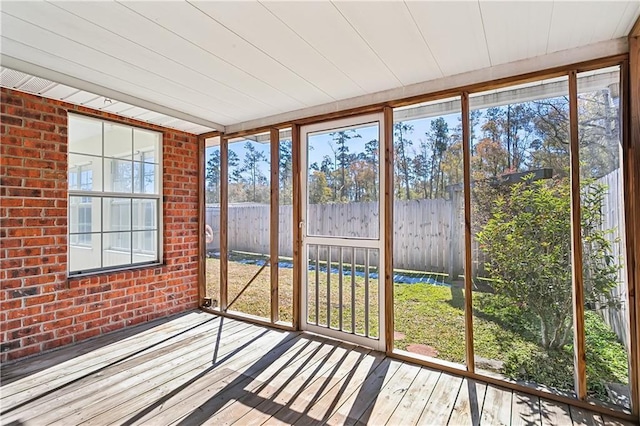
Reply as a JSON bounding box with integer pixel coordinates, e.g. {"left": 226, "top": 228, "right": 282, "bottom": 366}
{"left": 206, "top": 198, "right": 466, "bottom": 278}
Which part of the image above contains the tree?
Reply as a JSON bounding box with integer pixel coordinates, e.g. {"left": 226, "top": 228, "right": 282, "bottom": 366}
{"left": 241, "top": 142, "right": 267, "bottom": 202}
{"left": 330, "top": 130, "right": 360, "bottom": 201}
{"left": 279, "top": 139, "right": 293, "bottom": 204}
{"left": 205, "top": 149, "right": 221, "bottom": 203}
{"left": 426, "top": 117, "right": 450, "bottom": 198}
{"left": 308, "top": 170, "right": 331, "bottom": 204}
{"left": 476, "top": 177, "right": 619, "bottom": 350}
{"left": 394, "top": 122, "right": 414, "bottom": 200}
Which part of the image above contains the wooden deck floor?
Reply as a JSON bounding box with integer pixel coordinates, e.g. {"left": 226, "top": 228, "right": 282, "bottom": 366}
{"left": 0, "top": 311, "right": 634, "bottom": 426}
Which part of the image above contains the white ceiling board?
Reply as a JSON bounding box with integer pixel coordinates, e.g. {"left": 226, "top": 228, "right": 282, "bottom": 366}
{"left": 618, "top": 2, "right": 640, "bottom": 35}
{"left": 1, "top": 3, "right": 251, "bottom": 123}
{"left": 101, "top": 101, "right": 137, "bottom": 114}
{"left": 82, "top": 96, "right": 114, "bottom": 109}
{"left": 480, "top": 1, "right": 553, "bottom": 65}
{"left": 226, "top": 37, "right": 627, "bottom": 134}
{"left": 50, "top": 1, "right": 293, "bottom": 119}
{"left": 189, "top": 0, "right": 365, "bottom": 100}
{"left": 262, "top": 1, "right": 402, "bottom": 94}
{"left": 0, "top": 33, "right": 233, "bottom": 126}
{"left": 0, "top": 66, "right": 216, "bottom": 134}
{"left": 547, "top": 1, "right": 633, "bottom": 53}
{"left": 333, "top": 1, "right": 443, "bottom": 86}
{"left": 40, "top": 83, "right": 78, "bottom": 100}
{"left": 121, "top": 1, "right": 331, "bottom": 109}
{"left": 64, "top": 91, "right": 100, "bottom": 104}
{"left": 406, "top": 1, "right": 491, "bottom": 75}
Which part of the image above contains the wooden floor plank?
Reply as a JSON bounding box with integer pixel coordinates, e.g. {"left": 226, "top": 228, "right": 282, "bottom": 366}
{"left": 512, "top": 390, "right": 541, "bottom": 426}
{"left": 601, "top": 415, "right": 637, "bottom": 426}
{"left": 0, "top": 312, "right": 214, "bottom": 402}
{"left": 479, "top": 385, "right": 513, "bottom": 426}
{"left": 385, "top": 367, "right": 441, "bottom": 426}
{"left": 264, "top": 348, "right": 383, "bottom": 426}
{"left": 16, "top": 320, "right": 265, "bottom": 425}
{"left": 571, "top": 406, "right": 605, "bottom": 426}
{"left": 540, "top": 398, "right": 572, "bottom": 426}
{"left": 157, "top": 336, "right": 336, "bottom": 426}
{"left": 416, "top": 372, "right": 464, "bottom": 426}
{"left": 77, "top": 324, "right": 292, "bottom": 426}
{"left": 354, "top": 361, "right": 422, "bottom": 426}
{"left": 447, "top": 378, "right": 487, "bottom": 426}
{"left": 1, "top": 316, "right": 238, "bottom": 418}
{"left": 269, "top": 350, "right": 386, "bottom": 426}
{"left": 230, "top": 342, "right": 364, "bottom": 425}
{"left": 322, "top": 358, "right": 403, "bottom": 426}
{"left": 0, "top": 313, "right": 630, "bottom": 426}
{"left": 0, "top": 311, "right": 211, "bottom": 383}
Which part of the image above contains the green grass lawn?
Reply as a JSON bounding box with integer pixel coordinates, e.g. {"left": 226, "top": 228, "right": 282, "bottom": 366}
{"left": 206, "top": 258, "right": 629, "bottom": 404}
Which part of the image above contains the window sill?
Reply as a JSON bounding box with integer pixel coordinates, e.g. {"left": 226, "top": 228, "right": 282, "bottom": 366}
{"left": 67, "top": 261, "right": 164, "bottom": 280}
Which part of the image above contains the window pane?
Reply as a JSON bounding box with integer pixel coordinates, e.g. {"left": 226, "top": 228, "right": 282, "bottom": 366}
{"left": 103, "top": 232, "right": 131, "bottom": 268}
{"left": 104, "top": 123, "right": 132, "bottom": 159}
{"left": 133, "top": 230, "right": 157, "bottom": 263}
{"left": 133, "top": 199, "right": 157, "bottom": 230}
{"left": 578, "top": 67, "right": 630, "bottom": 408}
{"left": 133, "top": 162, "right": 159, "bottom": 194}
{"left": 68, "top": 153, "right": 102, "bottom": 192}
{"left": 69, "top": 233, "right": 102, "bottom": 272}
{"left": 69, "top": 196, "right": 101, "bottom": 234}
{"left": 68, "top": 115, "right": 102, "bottom": 156}
{"left": 104, "top": 198, "right": 131, "bottom": 232}
{"left": 307, "top": 123, "right": 379, "bottom": 239}
{"left": 392, "top": 97, "right": 465, "bottom": 368}
{"left": 104, "top": 158, "right": 133, "bottom": 193}
{"left": 134, "top": 129, "right": 160, "bottom": 163}
{"left": 470, "top": 77, "right": 575, "bottom": 396}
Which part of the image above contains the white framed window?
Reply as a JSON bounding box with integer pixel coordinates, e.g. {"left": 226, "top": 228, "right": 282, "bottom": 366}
{"left": 68, "top": 114, "right": 162, "bottom": 275}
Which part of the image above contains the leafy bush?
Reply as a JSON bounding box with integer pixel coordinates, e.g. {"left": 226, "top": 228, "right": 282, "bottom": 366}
{"left": 477, "top": 177, "right": 619, "bottom": 350}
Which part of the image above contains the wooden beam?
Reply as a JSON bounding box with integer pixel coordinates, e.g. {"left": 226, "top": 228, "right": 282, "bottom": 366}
{"left": 291, "top": 124, "right": 302, "bottom": 330}
{"left": 568, "top": 70, "right": 587, "bottom": 400}
{"left": 630, "top": 15, "right": 640, "bottom": 38}
{"left": 461, "top": 92, "right": 475, "bottom": 373}
{"left": 624, "top": 33, "right": 640, "bottom": 419}
{"left": 270, "top": 128, "right": 280, "bottom": 324}
{"left": 198, "top": 130, "right": 222, "bottom": 140}
{"left": 197, "top": 135, "right": 206, "bottom": 307}
{"left": 220, "top": 135, "right": 229, "bottom": 311}
{"left": 199, "top": 307, "right": 295, "bottom": 332}
{"left": 383, "top": 106, "right": 394, "bottom": 355}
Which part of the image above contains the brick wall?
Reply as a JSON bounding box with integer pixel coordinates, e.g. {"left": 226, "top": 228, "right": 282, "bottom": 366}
{"left": 0, "top": 88, "right": 200, "bottom": 362}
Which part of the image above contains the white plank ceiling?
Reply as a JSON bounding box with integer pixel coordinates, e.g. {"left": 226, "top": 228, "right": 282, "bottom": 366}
{"left": 1, "top": 0, "right": 638, "bottom": 134}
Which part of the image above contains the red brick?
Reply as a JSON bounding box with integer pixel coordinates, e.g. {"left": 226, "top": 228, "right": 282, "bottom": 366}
{"left": 1, "top": 88, "right": 197, "bottom": 361}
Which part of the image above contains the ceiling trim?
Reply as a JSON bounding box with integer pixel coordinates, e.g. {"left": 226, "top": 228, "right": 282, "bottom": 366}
{"left": 225, "top": 37, "right": 628, "bottom": 134}
{"left": 0, "top": 54, "right": 226, "bottom": 132}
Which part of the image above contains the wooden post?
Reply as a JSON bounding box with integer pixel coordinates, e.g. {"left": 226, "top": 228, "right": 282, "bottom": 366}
{"left": 461, "top": 92, "right": 475, "bottom": 372}
{"left": 569, "top": 70, "right": 587, "bottom": 400}
{"left": 383, "top": 106, "right": 394, "bottom": 354}
{"left": 220, "top": 135, "right": 229, "bottom": 311}
{"left": 292, "top": 124, "right": 302, "bottom": 330}
{"left": 270, "top": 128, "right": 280, "bottom": 323}
{"left": 625, "top": 20, "right": 640, "bottom": 418}
{"left": 197, "top": 135, "right": 206, "bottom": 307}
